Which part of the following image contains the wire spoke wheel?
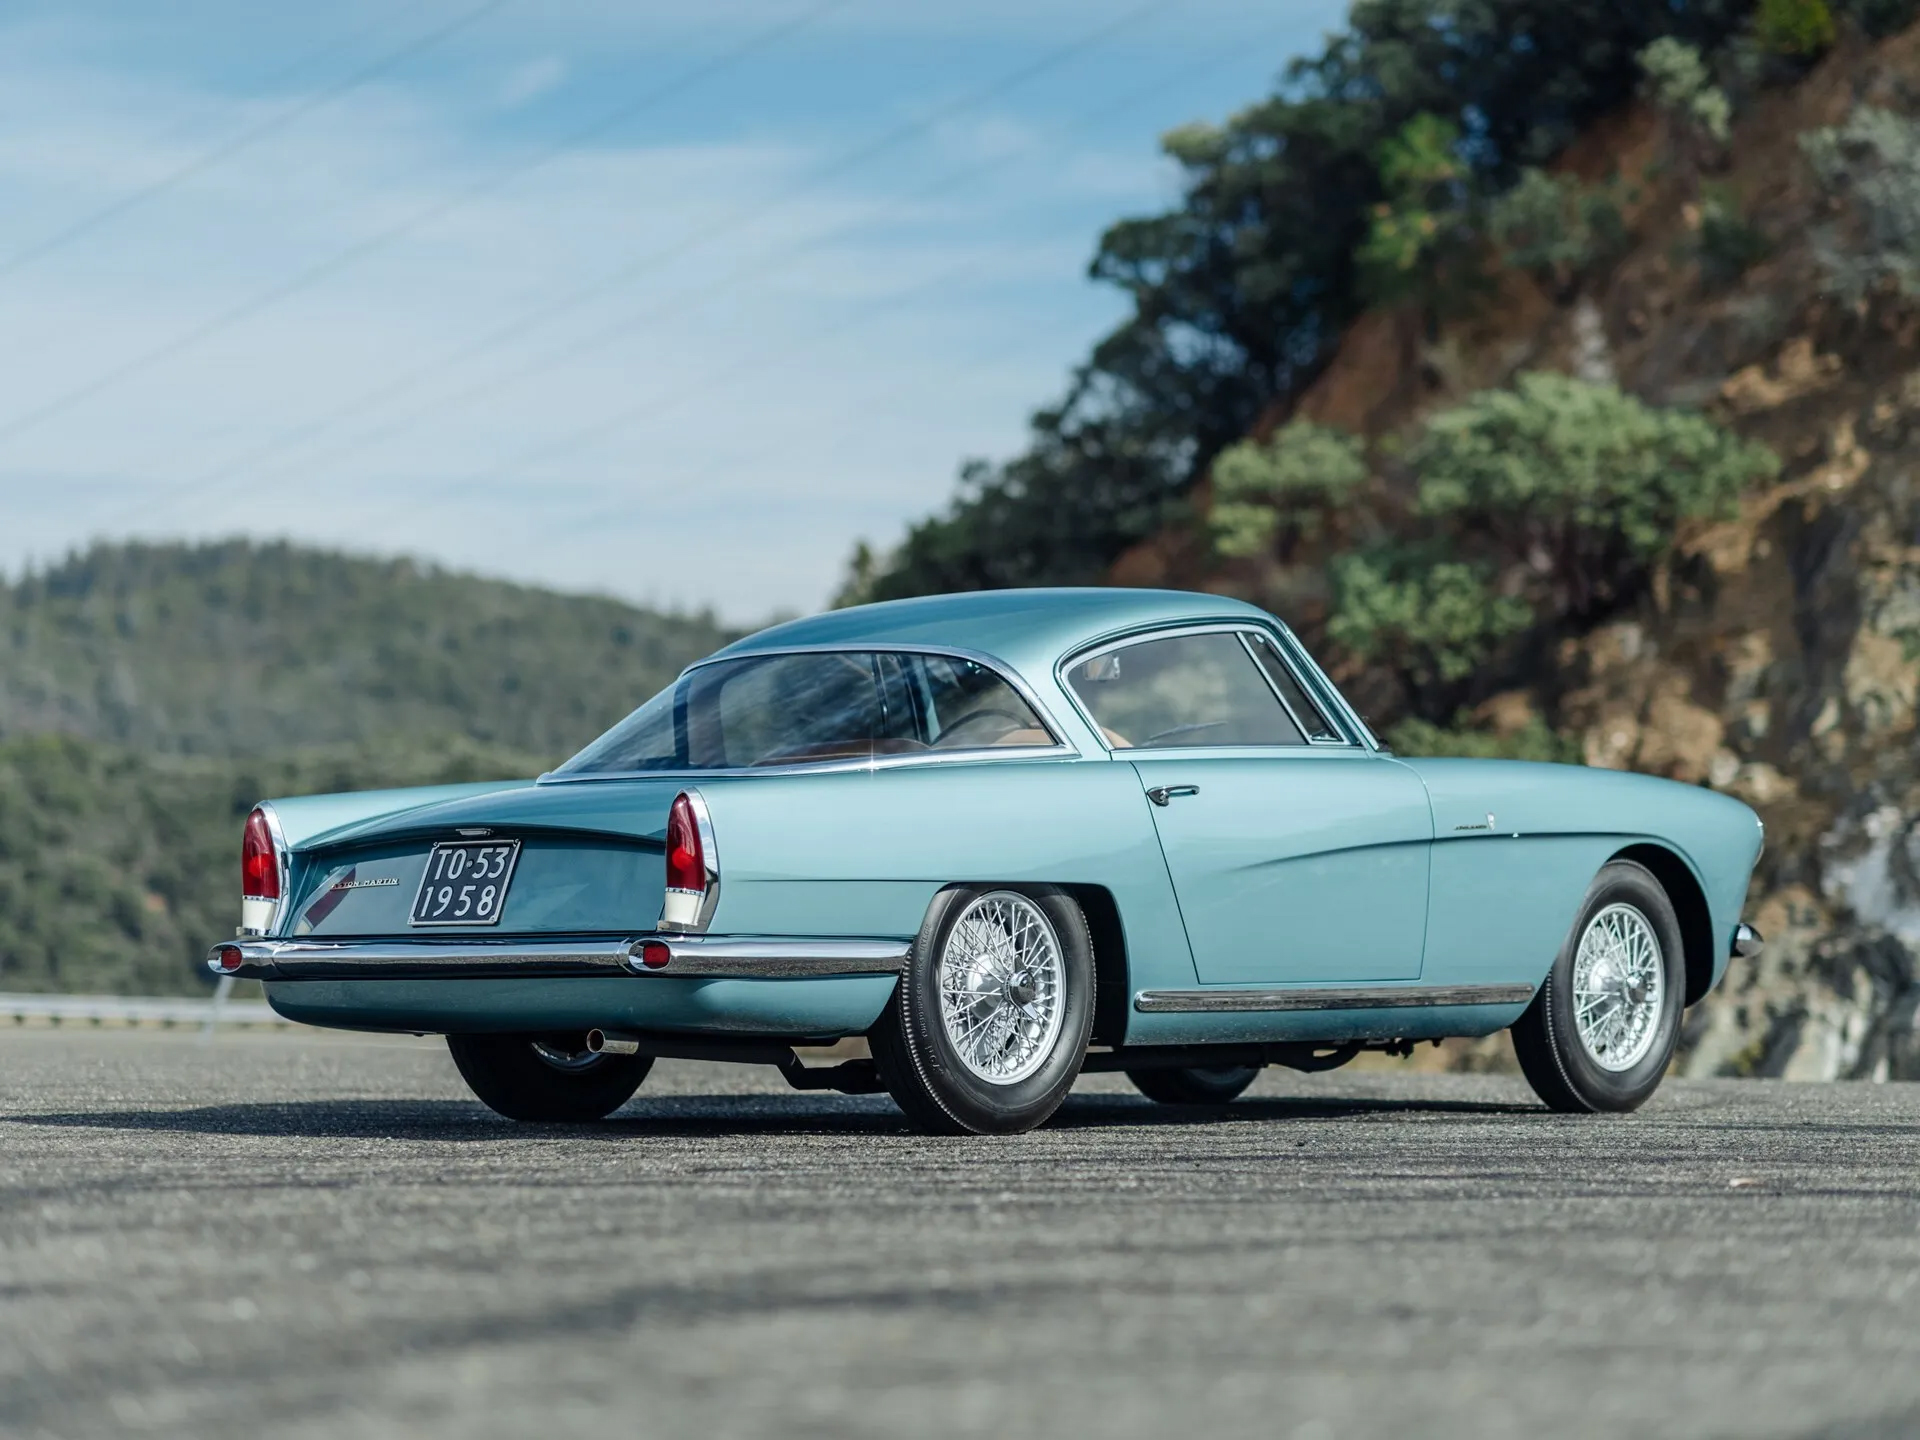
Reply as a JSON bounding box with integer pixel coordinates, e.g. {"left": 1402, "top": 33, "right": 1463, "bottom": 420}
{"left": 936, "top": 892, "right": 1066, "bottom": 1086}
{"left": 1571, "top": 902, "right": 1666, "bottom": 1072}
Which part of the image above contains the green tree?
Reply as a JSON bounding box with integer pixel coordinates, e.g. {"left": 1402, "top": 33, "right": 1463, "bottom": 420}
{"left": 853, "top": 0, "right": 1756, "bottom": 602}
{"left": 1410, "top": 372, "right": 1776, "bottom": 615}
{"left": 1357, "top": 114, "right": 1475, "bottom": 306}
{"left": 1210, "top": 422, "right": 1368, "bottom": 558}
{"left": 1757, "top": 0, "right": 1837, "bottom": 55}
{"left": 1328, "top": 546, "right": 1533, "bottom": 689}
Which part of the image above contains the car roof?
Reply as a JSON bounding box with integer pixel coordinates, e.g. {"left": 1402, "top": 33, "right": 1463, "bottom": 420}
{"left": 711, "top": 587, "right": 1275, "bottom": 677}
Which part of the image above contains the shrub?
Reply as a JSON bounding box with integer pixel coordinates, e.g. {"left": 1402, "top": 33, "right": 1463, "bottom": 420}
{"left": 1410, "top": 372, "right": 1777, "bottom": 614}
{"left": 1802, "top": 106, "right": 1920, "bottom": 298}
{"left": 1386, "top": 714, "right": 1582, "bottom": 763}
{"left": 1489, "top": 168, "right": 1631, "bottom": 294}
{"left": 1696, "top": 185, "right": 1770, "bottom": 288}
{"left": 1209, "top": 422, "right": 1368, "bottom": 557}
{"left": 1639, "top": 39, "right": 1732, "bottom": 144}
{"left": 1328, "top": 546, "right": 1534, "bottom": 688}
{"left": 1757, "top": 0, "right": 1837, "bottom": 55}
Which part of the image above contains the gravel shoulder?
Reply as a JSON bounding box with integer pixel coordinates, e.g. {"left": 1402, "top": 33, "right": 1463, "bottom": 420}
{"left": 3, "top": 1027, "right": 1918, "bottom": 1440}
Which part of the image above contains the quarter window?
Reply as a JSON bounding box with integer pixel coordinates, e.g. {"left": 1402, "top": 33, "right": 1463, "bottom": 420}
{"left": 1064, "top": 631, "right": 1306, "bottom": 749}
{"left": 1245, "top": 632, "right": 1344, "bottom": 742}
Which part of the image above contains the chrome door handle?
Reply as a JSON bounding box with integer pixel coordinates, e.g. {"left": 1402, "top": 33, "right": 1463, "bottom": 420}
{"left": 1146, "top": 784, "right": 1200, "bottom": 807}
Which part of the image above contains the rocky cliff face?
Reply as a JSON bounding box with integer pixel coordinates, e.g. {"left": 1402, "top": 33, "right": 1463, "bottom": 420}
{"left": 1120, "top": 28, "right": 1920, "bottom": 1080}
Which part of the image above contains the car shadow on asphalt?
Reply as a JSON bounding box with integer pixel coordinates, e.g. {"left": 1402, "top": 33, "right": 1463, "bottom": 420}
{"left": 2, "top": 1089, "right": 1536, "bottom": 1141}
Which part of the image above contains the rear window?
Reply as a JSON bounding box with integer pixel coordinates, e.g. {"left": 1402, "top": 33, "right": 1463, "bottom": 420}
{"left": 555, "top": 651, "right": 1056, "bottom": 774}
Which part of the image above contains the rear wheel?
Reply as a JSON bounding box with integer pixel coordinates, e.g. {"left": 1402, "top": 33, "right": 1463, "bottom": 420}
{"left": 871, "top": 885, "right": 1094, "bottom": 1135}
{"left": 1126, "top": 1064, "right": 1261, "bottom": 1106}
{"left": 447, "top": 1032, "right": 652, "bottom": 1121}
{"left": 1511, "top": 860, "right": 1685, "bottom": 1113}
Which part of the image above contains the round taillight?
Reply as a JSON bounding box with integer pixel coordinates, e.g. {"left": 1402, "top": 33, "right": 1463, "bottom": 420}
{"left": 637, "top": 940, "right": 672, "bottom": 970}
{"left": 242, "top": 808, "right": 280, "bottom": 900}
{"left": 211, "top": 944, "right": 244, "bottom": 975}
{"left": 664, "top": 793, "right": 703, "bottom": 894}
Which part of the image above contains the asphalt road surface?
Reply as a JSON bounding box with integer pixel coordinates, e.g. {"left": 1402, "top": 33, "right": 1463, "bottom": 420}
{"left": 3, "top": 1028, "right": 1919, "bottom": 1440}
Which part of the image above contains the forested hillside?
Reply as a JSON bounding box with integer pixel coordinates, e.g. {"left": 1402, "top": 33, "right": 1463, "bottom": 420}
{"left": 0, "top": 541, "right": 731, "bottom": 756}
{"left": 0, "top": 542, "right": 730, "bottom": 994}
{"left": 850, "top": 0, "right": 1920, "bottom": 1080}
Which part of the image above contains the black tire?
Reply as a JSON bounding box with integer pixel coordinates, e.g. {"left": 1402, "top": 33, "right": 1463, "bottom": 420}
{"left": 446, "top": 1032, "right": 652, "bottom": 1122}
{"left": 1126, "top": 1064, "right": 1261, "bottom": 1106}
{"left": 1511, "top": 859, "right": 1686, "bottom": 1114}
{"left": 871, "top": 885, "right": 1094, "bottom": 1135}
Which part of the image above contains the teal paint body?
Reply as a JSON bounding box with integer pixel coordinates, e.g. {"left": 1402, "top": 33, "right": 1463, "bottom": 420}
{"left": 265, "top": 974, "right": 897, "bottom": 1037}
{"left": 248, "top": 589, "right": 1765, "bottom": 1051}
{"left": 1128, "top": 750, "right": 1431, "bottom": 985}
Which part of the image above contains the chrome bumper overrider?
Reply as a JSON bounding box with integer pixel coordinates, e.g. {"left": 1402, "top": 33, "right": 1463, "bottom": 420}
{"left": 208, "top": 934, "right": 910, "bottom": 982}
{"left": 1732, "top": 923, "right": 1764, "bottom": 959}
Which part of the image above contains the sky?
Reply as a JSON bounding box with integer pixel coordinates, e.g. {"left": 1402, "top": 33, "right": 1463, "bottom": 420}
{"left": 0, "top": 0, "right": 1348, "bottom": 624}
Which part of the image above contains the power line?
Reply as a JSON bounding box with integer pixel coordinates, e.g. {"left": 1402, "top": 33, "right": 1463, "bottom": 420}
{"left": 289, "top": 27, "right": 1274, "bottom": 567}
{"left": 0, "top": 0, "right": 512, "bottom": 286}
{"left": 93, "top": 0, "right": 847, "bottom": 529}
{"left": 119, "top": 0, "right": 1175, "bottom": 525}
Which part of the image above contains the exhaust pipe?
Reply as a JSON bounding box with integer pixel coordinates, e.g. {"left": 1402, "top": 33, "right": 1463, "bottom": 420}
{"left": 584, "top": 1029, "right": 642, "bottom": 1056}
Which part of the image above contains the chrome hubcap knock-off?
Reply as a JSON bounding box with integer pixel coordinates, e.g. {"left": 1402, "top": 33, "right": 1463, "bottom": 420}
{"left": 937, "top": 893, "right": 1066, "bottom": 1085}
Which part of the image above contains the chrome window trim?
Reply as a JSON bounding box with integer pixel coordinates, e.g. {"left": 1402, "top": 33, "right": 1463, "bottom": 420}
{"left": 1234, "top": 629, "right": 1348, "bottom": 747}
{"left": 1054, "top": 620, "right": 1362, "bottom": 756}
{"left": 1269, "top": 621, "right": 1383, "bottom": 752}
{"left": 539, "top": 642, "right": 1081, "bottom": 783}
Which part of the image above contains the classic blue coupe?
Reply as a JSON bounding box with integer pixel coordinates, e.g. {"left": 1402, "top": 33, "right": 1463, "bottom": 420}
{"left": 210, "top": 588, "right": 1765, "bottom": 1133}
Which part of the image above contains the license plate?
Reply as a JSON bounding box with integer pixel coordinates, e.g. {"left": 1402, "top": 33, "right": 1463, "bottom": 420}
{"left": 408, "top": 841, "right": 521, "bottom": 927}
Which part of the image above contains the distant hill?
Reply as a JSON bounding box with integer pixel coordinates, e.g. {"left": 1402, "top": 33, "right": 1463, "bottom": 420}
{"left": 0, "top": 540, "right": 734, "bottom": 759}
{"left": 0, "top": 541, "right": 738, "bottom": 995}
{"left": 0, "top": 732, "right": 553, "bottom": 996}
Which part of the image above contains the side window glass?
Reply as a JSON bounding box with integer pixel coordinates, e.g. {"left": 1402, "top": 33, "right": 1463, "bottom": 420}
{"left": 1065, "top": 632, "right": 1305, "bottom": 749}
{"left": 1244, "top": 632, "right": 1344, "bottom": 743}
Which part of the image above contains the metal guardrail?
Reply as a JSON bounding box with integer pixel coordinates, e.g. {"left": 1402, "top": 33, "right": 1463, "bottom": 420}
{"left": 0, "top": 980, "right": 285, "bottom": 1031}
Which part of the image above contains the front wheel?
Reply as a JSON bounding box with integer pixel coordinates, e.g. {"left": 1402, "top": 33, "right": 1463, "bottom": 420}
{"left": 447, "top": 1033, "right": 652, "bottom": 1121}
{"left": 1511, "top": 860, "right": 1685, "bottom": 1113}
{"left": 1126, "top": 1065, "right": 1261, "bottom": 1106}
{"left": 871, "top": 885, "right": 1094, "bottom": 1135}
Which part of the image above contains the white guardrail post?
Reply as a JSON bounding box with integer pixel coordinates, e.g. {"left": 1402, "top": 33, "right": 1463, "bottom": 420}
{"left": 0, "top": 991, "right": 283, "bottom": 1029}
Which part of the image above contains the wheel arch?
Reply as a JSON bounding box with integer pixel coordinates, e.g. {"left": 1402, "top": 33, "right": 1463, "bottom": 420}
{"left": 1059, "top": 883, "right": 1130, "bottom": 1047}
{"left": 1609, "top": 843, "right": 1715, "bottom": 1006}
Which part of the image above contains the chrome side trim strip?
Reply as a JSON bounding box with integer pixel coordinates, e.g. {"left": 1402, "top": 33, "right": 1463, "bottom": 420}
{"left": 1133, "top": 982, "right": 1538, "bottom": 1014}
{"left": 629, "top": 936, "right": 909, "bottom": 978}
{"left": 208, "top": 934, "right": 910, "bottom": 982}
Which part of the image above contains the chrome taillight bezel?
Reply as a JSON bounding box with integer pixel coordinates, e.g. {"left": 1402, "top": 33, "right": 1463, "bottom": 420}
{"left": 658, "top": 789, "right": 720, "bottom": 934}
{"left": 239, "top": 802, "right": 290, "bottom": 938}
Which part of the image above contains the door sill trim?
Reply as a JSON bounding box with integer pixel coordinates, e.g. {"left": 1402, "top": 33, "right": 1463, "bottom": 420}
{"left": 1133, "top": 982, "right": 1537, "bottom": 1014}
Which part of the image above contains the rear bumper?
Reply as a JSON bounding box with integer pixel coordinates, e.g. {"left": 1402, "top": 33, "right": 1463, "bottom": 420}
{"left": 208, "top": 933, "right": 910, "bottom": 982}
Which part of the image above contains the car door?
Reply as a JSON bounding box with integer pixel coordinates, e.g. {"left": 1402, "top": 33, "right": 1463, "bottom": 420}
{"left": 1061, "top": 625, "right": 1432, "bottom": 985}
